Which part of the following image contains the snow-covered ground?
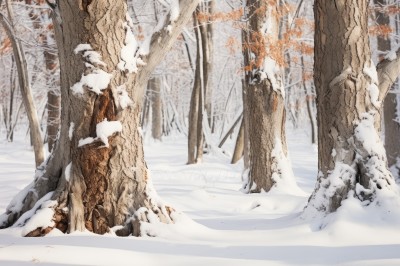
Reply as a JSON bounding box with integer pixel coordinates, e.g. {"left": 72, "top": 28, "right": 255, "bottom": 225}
{"left": 1, "top": 129, "right": 400, "bottom": 265}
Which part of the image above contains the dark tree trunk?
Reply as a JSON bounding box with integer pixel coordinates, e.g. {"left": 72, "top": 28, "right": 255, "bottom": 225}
{"left": 0, "top": 0, "right": 200, "bottom": 236}
{"left": 305, "top": 0, "right": 399, "bottom": 216}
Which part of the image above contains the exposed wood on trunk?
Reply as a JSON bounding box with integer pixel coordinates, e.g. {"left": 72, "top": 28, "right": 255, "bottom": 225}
{"left": 0, "top": 0, "right": 200, "bottom": 237}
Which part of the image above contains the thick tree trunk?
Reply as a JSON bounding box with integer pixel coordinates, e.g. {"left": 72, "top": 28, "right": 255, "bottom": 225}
{"left": 305, "top": 0, "right": 399, "bottom": 216}
{"left": 241, "top": 0, "right": 296, "bottom": 193}
{"left": 374, "top": 0, "right": 400, "bottom": 173}
{"left": 150, "top": 77, "right": 162, "bottom": 140}
{"left": 0, "top": 0, "right": 199, "bottom": 236}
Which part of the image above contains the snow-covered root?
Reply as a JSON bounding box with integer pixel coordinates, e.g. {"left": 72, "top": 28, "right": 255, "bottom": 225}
{"left": 303, "top": 112, "right": 400, "bottom": 226}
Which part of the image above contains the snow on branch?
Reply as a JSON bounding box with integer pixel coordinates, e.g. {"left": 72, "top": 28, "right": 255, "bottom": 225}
{"left": 134, "top": 0, "right": 200, "bottom": 98}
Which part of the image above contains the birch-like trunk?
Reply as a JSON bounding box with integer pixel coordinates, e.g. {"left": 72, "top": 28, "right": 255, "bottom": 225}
{"left": 241, "top": 0, "right": 296, "bottom": 193}
{"left": 305, "top": 0, "right": 400, "bottom": 216}
{"left": 0, "top": 0, "right": 199, "bottom": 236}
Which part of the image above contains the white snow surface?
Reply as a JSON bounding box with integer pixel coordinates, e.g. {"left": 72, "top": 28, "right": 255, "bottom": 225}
{"left": 1, "top": 129, "right": 400, "bottom": 265}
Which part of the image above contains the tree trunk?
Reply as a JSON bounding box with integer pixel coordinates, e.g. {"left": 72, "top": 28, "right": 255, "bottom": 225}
{"left": 305, "top": 0, "right": 399, "bottom": 216}
{"left": 374, "top": 0, "right": 400, "bottom": 174}
{"left": 150, "top": 77, "right": 162, "bottom": 140}
{"left": 0, "top": 0, "right": 199, "bottom": 237}
{"left": 241, "top": 0, "right": 296, "bottom": 193}
{"left": 301, "top": 56, "right": 317, "bottom": 144}
{"left": 0, "top": 1, "right": 45, "bottom": 167}
{"left": 187, "top": 1, "right": 213, "bottom": 164}
{"left": 231, "top": 118, "right": 244, "bottom": 164}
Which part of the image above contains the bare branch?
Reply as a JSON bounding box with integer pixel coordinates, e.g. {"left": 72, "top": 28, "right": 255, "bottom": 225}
{"left": 377, "top": 48, "right": 400, "bottom": 102}
{"left": 135, "top": 0, "right": 200, "bottom": 101}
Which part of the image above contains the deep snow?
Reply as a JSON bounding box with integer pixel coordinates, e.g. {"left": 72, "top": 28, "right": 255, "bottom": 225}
{"left": 1, "top": 129, "right": 400, "bottom": 265}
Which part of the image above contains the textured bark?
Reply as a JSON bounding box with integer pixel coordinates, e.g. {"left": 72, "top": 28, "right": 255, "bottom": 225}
{"left": 231, "top": 118, "right": 244, "bottom": 164}
{"left": 0, "top": 0, "right": 200, "bottom": 236}
{"left": 0, "top": 1, "right": 44, "bottom": 167}
{"left": 306, "top": 0, "right": 398, "bottom": 215}
{"left": 150, "top": 77, "right": 162, "bottom": 140}
{"left": 241, "top": 0, "right": 291, "bottom": 193}
{"left": 374, "top": 0, "right": 400, "bottom": 170}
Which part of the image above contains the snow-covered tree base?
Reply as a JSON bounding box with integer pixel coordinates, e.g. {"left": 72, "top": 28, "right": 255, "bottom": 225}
{"left": 303, "top": 113, "right": 400, "bottom": 223}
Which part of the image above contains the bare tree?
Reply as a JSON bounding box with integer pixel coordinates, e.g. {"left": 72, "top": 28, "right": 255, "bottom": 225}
{"left": 0, "top": 0, "right": 199, "bottom": 236}
{"left": 187, "top": 0, "right": 214, "bottom": 164}
{"left": 241, "top": 0, "right": 296, "bottom": 193}
{"left": 305, "top": 0, "right": 400, "bottom": 216}
{"left": 0, "top": 0, "right": 44, "bottom": 167}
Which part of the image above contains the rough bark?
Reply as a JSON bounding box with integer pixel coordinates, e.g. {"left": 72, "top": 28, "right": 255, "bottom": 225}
{"left": 0, "top": 1, "right": 45, "bottom": 167}
{"left": 241, "top": 0, "right": 294, "bottom": 193}
{"left": 0, "top": 0, "right": 200, "bottom": 236}
{"left": 305, "top": 0, "right": 399, "bottom": 216}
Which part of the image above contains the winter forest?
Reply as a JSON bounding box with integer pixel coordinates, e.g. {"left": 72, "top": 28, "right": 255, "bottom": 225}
{"left": 1, "top": 0, "right": 400, "bottom": 265}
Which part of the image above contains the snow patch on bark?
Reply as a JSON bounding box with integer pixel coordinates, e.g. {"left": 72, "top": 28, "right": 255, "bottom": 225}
{"left": 96, "top": 119, "right": 123, "bottom": 147}
{"left": 69, "top": 122, "right": 74, "bottom": 140}
{"left": 71, "top": 44, "right": 112, "bottom": 95}
{"left": 363, "top": 60, "right": 380, "bottom": 108}
{"left": 116, "top": 85, "right": 133, "bottom": 109}
{"left": 258, "top": 57, "right": 285, "bottom": 98}
{"left": 78, "top": 119, "right": 122, "bottom": 147}
{"left": 117, "top": 13, "right": 145, "bottom": 73}
{"left": 71, "top": 69, "right": 112, "bottom": 95}
{"left": 65, "top": 163, "right": 72, "bottom": 182}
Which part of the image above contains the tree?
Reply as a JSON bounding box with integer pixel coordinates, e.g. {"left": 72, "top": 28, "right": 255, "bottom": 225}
{"left": 374, "top": 0, "right": 400, "bottom": 176}
{"left": 187, "top": 0, "right": 214, "bottom": 164}
{"left": 241, "top": 0, "right": 296, "bottom": 193}
{"left": 0, "top": 0, "right": 45, "bottom": 166}
{"left": 0, "top": 0, "right": 199, "bottom": 236}
{"left": 304, "top": 0, "right": 400, "bottom": 216}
